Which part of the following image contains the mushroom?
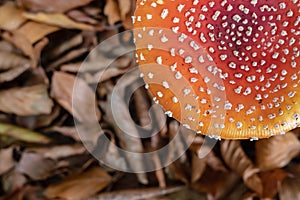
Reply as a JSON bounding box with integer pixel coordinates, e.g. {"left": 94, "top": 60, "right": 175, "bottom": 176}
{"left": 133, "top": 0, "right": 299, "bottom": 139}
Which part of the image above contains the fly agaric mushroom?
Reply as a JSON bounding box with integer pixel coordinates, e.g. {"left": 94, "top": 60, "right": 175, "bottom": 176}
{"left": 133, "top": 0, "right": 300, "bottom": 139}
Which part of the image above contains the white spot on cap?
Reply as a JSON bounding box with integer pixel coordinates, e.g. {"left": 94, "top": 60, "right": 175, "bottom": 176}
{"left": 161, "top": 9, "right": 169, "bottom": 19}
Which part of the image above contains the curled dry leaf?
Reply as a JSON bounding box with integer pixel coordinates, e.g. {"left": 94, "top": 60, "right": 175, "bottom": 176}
{"left": 0, "top": 84, "right": 53, "bottom": 116}
{"left": 23, "top": 12, "right": 94, "bottom": 30}
{"left": 17, "top": 0, "right": 92, "bottom": 13}
{"left": 0, "top": 123, "right": 50, "bottom": 143}
{"left": 44, "top": 167, "right": 111, "bottom": 200}
{"left": 221, "top": 140, "right": 263, "bottom": 195}
{"left": 51, "top": 71, "right": 101, "bottom": 123}
{"left": 16, "top": 152, "right": 56, "bottom": 180}
{"left": 0, "top": 2, "right": 26, "bottom": 31}
{"left": 256, "top": 132, "right": 300, "bottom": 171}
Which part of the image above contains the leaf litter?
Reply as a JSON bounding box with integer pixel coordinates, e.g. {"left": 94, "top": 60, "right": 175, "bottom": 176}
{"left": 0, "top": 0, "right": 299, "bottom": 199}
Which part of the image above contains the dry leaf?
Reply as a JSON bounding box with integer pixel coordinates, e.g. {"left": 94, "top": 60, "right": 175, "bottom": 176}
{"left": 44, "top": 167, "right": 111, "bottom": 200}
{"left": 279, "top": 178, "right": 300, "bottom": 200}
{"left": 0, "top": 49, "right": 28, "bottom": 69}
{"left": 46, "top": 34, "right": 83, "bottom": 60}
{"left": 2, "top": 31, "right": 38, "bottom": 68}
{"left": 67, "top": 10, "right": 99, "bottom": 25}
{"left": 0, "top": 50, "right": 31, "bottom": 83}
{"left": 191, "top": 153, "right": 206, "bottom": 183}
{"left": 28, "top": 144, "right": 86, "bottom": 160}
{"left": 0, "top": 148, "right": 15, "bottom": 175}
{"left": 0, "top": 40, "right": 15, "bottom": 52}
{"left": 0, "top": 2, "right": 27, "bottom": 31}
{"left": 221, "top": 140, "right": 263, "bottom": 195}
{"left": 104, "top": 0, "right": 121, "bottom": 25}
{"left": 256, "top": 132, "right": 300, "bottom": 171}
{"left": 16, "top": 21, "right": 59, "bottom": 44}
{"left": 16, "top": 152, "right": 56, "bottom": 180}
{"left": 192, "top": 168, "right": 240, "bottom": 199}
{"left": 23, "top": 12, "right": 94, "bottom": 30}
{"left": 16, "top": 106, "right": 60, "bottom": 129}
{"left": 95, "top": 186, "right": 183, "bottom": 200}
{"left": 0, "top": 64, "right": 30, "bottom": 83}
{"left": 17, "top": 0, "right": 92, "bottom": 13}
{"left": 49, "top": 126, "right": 82, "bottom": 141}
{"left": 2, "top": 171, "right": 27, "bottom": 194}
{"left": 260, "top": 168, "right": 288, "bottom": 198}
{"left": 0, "top": 123, "right": 50, "bottom": 143}
{"left": 117, "top": 0, "right": 134, "bottom": 29}
{"left": 51, "top": 71, "right": 101, "bottom": 122}
{"left": 103, "top": 72, "right": 148, "bottom": 184}
{"left": 0, "top": 84, "right": 53, "bottom": 116}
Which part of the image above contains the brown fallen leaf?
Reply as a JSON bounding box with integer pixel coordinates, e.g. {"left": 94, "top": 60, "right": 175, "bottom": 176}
{"left": 16, "top": 106, "right": 60, "bottom": 129}
{"left": 0, "top": 64, "right": 30, "bottom": 83}
{"left": 0, "top": 148, "right": 15, "bottom": 175}
{"left": 28, "top": 144, "right": 86, "bottom": 160}
{"left": 192, "top": 168, "right": 240, "bottom": 199}
{"left": 1, "top": 170, "right": 27, "bottom": 195}
{"left": 94, "top": 186, "right": 184, "bottom": 200}
{"left": 0, "top": 123, "right": 50, "bottom": 143}
{"left": 117, "top": 0, "right": 134, "bottom": 29}
{"left": 0, "top": 2, "right": 27, "bottom": 31}
{"left": 48, "top": 47, "right": 88, "bottom": 70}
{"left": 0, "top": 50, "right": 31, "bottom": 83}
{"left": 23, "top": 12, "right": 94, "bottom": 30}
{"left": 16, "top": 152, "right": 56, "bottom": 180}
{"left": 260, "top": 168, "right": 288, "bottom": 198}
{"left": 44, "top": 167, "right": 111, "bottom": 200}
{"left": 166, "top": 159, "right": 189, "bottom": 184}
{"left": 51, "top": 71, "right": 101, "bottom": 122}
{"left": 67, "top": 10, "right": 99, "bottom": 25}
{"left": 191, "top": 152, "right": 207, "bottom": 183}
{"left": 105, "top": 81, "right": 148, "bottom": 184}
{"left": 221, "top": 140, "right": 263, "bottom": 195}
{"left": 256, "top": 132, "right": 300, "bottom": 171}
{"left": 0, "top": 40, "right": 15, "bottom": 52}
{"left": 0, "top": 84, "right": 53, "bottom": 116}
{"left": 16, "top": 21, "right": 59, "bottom": 44}
{"left": 48, "top": 126, "right": 82, "bottom": 141}
{"left": 17, "top": 0, "right": 92, "bottom": 13}
{"left": 2, "top": 31, "right": 38, "bottom": 68}
{"left": 279, "top": 177, "right": 300, "bottom": 200}
{"left": 23, "top": 66, "right": 50, "bottom": 86}
{"left": 104, "top": 0, "right": 121, "bottom": 26}
{"left": 0, "top": 50, "right": 29, "bottom": 71}
{"left": 46, "top": 34, "right": 83, "bottom": 61}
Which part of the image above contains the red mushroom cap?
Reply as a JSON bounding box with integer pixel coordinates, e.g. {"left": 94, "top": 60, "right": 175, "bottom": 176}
{"left": 134, "top": 0, "right": 300, "bottom": 139}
